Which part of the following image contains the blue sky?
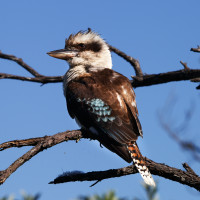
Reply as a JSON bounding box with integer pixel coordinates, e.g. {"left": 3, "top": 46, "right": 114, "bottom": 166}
{"left": 0, "top": 0, "right": 200, "bottom": 199}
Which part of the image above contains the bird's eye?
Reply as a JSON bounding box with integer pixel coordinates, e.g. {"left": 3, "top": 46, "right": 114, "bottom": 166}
{"left": 78, "top": 43, "right": 85, "bottom": 48}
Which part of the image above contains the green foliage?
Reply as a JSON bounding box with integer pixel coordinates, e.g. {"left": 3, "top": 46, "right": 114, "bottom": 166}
{"left": 0, "top": 192, "right": 40, "bottom": 200}
{"left": 76, "top": 182, "right": 159, "bottom": 200}
{"left": 76, "top": 190, "right": 125, "bottom": 200}
{"left": 0, "top": 196, "right": 14, "bottom": 200}
{"left": 134, "top": 182, "right": 159, "bottom": 200}
{"left": 21, "top": 192, "right": 40, "bottom": 200}
{"left": 143, "top": 183, "right": 159, "bottom": 200}
{"left": 0, "top": 182, "right": 159, "bottom": 200}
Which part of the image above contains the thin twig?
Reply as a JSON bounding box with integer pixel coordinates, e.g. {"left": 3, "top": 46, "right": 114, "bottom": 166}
{"left": 190, "top": 78, "right": 200, "bottom": 82}
{"left": 90, "top": 180, "right": 102, "bottom": 187}
{"left": 190, "top": 46, "right": 200, "bottom": 53}
{"left": 158, "top": 109, "right": 200, "bottom": 162}
{"left": 0, "top": 73, "right": 63, "bottom": 84}
{"left": 180, "top": 61, "right": 190, "bottom": 71}
{"left": 108, "top": 45, "right": 143, "bottom": 77}
{"left": 183, "top": 163, "right": 198, "bottom": 176}
{"left": 0, "top": 51, "right": 41, "bottom": 77}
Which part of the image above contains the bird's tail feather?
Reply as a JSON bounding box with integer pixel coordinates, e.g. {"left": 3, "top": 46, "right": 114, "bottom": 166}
{"left": 127, "top": 142, "right": 156, "bottom": 187}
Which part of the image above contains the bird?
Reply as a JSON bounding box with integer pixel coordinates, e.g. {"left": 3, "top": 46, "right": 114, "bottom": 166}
{"left": 47, "top": 29, "right": 155, "bottom": 187}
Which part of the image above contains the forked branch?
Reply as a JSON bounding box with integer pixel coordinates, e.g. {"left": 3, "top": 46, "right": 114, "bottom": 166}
{"left": 1, "top": 44, "right": 200, "bottom": 190}
{"left": 0, "top": 131, "right": 200, "bottom": 191}
{"left": 0, "top": 51, "right": 63, "bottom": 84}
{"left": 0, "top": 130, "right": 84, "bottom": 185}
{"left": 108, "top": 45, "right": 143, "bottom": 77}
{"left": 1, "top": 45, "right": 200, "bottom": 88}
{"left": 0, "top": 51, "right": 41, "bottom": 77}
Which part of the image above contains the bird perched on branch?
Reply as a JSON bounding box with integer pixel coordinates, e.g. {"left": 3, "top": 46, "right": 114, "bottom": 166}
{"left": 47, "top": 29, "right": 155, "bottom": 186}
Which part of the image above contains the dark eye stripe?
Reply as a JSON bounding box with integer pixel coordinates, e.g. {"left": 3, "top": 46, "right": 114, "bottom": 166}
{"left": 78, "top": 43, "right": 85, "bottom": 48}
{"left": 86, "top": 41, "right": 102, "bottom": 52}
{"left": 69, "top": 42, "right": 102, "bottom": 52}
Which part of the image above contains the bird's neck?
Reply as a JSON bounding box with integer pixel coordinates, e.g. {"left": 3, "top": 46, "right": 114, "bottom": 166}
{"left": 63, "top": 58, "right": 112, "bottom": 84}
{"left": 64, "top": 65, "right": 87, "bottom": 86}
{"left": 63, "top": 63, "right": 113, "bottom": 96}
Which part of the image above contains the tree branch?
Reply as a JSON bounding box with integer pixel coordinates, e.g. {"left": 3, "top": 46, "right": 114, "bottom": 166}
{"left": 1, "top": 130, "right": 200, "bottom": 191}
{"left": 0, "top": 51, "right": 63, "bottom": 84}
{"left": 0, "top": 130, "right": 84, "bottom": 185}
{"left": 1, "top": 48, "right": 200, "bottom": 88}
{"left": 131, "top": 69, "right": 200, "bottom": 88}
{"left": 183, "top": 163, "right": 197, "bottom": 176}
{"left": 158, "top": 104, "right": 200, "bottom": 162}
{"left": 180, "top": 61, "right": 190, "bottom": 71}
{"left": 49, "top": 157, "right": 200, "bottom": 192}
{"left": 191, "top": 46, "right": 200, "bottom": 53}
{"left": 1, "top": 69, "right": 200, "bottom": 88}
{"left": 0, "top": 51, "right": 41, "bottom": 77}
{"left": 1, "top": 45, "right": 200, "bottom": 190}
{"left": 0, "top": 73, "right": 63, "bottom": 84}
{"left": 108, "top": 45, "right": 143, "bottom": 77}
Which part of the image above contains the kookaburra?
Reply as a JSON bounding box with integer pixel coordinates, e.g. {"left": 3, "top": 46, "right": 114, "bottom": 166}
{"left": 47, "top": 29, "right": 155, "bottom": 186}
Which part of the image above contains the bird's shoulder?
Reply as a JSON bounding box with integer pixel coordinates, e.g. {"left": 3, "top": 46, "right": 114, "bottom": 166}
{"left": 66, "top": 68, "right": 136, "bottom": 113}
{"left": 66, "top": 68, "right": 131, "bottom": 91}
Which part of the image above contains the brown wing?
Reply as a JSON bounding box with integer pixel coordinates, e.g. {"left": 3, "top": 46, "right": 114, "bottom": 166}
{"left": 110, "top": 71, "right": 143, "bottom": 137}
{"left": 65, "top": 69, "right": 142, "bottom": 162}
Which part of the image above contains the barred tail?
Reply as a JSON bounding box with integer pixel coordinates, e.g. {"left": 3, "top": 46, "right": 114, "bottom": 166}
{"left": 127, "top": 142, "right": 156, "bottom": 187}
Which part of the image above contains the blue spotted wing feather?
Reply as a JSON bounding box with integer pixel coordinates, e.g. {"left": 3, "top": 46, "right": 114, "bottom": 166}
{"left": 65, "top": 69, "right": 142, "bottom": 162}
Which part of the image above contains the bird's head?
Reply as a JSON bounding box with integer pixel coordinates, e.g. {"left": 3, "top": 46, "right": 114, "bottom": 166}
{"left": 47, "top": 29, "right": 112, "bottom": 69}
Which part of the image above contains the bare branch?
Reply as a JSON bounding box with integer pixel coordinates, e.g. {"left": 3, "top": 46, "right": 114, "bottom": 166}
{"left": 183, "top": 163, "right": 198, "bottom": 176}
{"left": 0, "top": 137, "right": 43, "bottom": 151}
{"left": 159, "top": 105, "right": 200, "bottom": 162}
{"left": 1, "top": 49, "right": 200, "bottom": 89}
{"left": 190, "top": 78, "right": 200, "bottom": 82}
{"left": 0, "top": 51, "right": 41, "bottom": 77}
{"left": 0, "top": 73, "right": 63, "bottom": 84}
{"left": 0, "top": 130, "right": 84, "bottom": 185}
{"left": 1, "top": 130, "right": 200, "bottom": 191}
{"left": 160, "top": 124, "right": 200, "bottom": 162}
{"left": 49, "top": 165, "right": 137, "bottom": 185}
{"left": 180, "top": 61, "right": 190, "bottom": 71}
{"left": 1, "top": 45, "right": 200, "bottom": 190}
{"left": 1, "top": 69, "right": 200, "bottom": 89}
{"left": 90, "top": 180, "right": 102, "bottom": 187}
{"left": 131, "top": 69, "right": 200, "bottom": 88}
{"left": 49, "top": 156, "right": 200, "bottom": 192}
{"left": 191, "top": 46, "right": 200, "bottom": 53}
{"left": 0, "top": 51, "right": 63, "bottom": 84}
{"left": 108, "top": 45, "right": 143, "bottom": 77}
{"left": 0, "top": 142, "right": 44, "bottom": 185}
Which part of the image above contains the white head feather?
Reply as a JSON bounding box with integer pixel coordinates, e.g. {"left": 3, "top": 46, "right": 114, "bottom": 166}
{"left": 63, "top": 30, "right": 112, "bottom": 86}
{"left": 65, "top": 30, "right": 112, "bottom": 70}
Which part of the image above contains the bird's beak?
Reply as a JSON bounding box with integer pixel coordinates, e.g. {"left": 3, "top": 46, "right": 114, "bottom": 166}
{"left": 47, "top": 49, "right": 78, "bottom": 60}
